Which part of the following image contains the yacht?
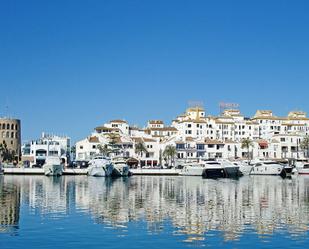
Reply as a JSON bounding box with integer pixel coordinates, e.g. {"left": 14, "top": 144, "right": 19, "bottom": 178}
{"left": 292, "top": 159, "right": 309, "bottom": 174}
{"left": 249, "top": 161, "right": 286, "bottom": 177}
{"left": 111, "top": 157, "right": 130, "bottom": 177}
{"left": 43, "top": 157, "right": 63, "bottom": 176}
{"left": 202, "top": 160, "right": 227, "bottom": 178}
{"left": 87, "top": 156, "right": 114, "bottom": 177}
{"left": 277, "top": 159, "right": 293, "bottom": 176}
{"left": 220, "top": 159, "right": 243, "bottom": 177}
{"left": 179, "top": 161, "right": 205, "bottom": 176}
{"left": 233, "top": 161, "right": 253, "bottom": 176}
{"left": 297, "top": 162, "right": 309, "bottom": 175}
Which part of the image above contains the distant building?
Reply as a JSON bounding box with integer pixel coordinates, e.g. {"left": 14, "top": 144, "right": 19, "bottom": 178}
{"left": 0, "top": 118, "right": 21, "bottom": 159}
{"left": 22, "top": 132, "right": 71, "bottom": 167}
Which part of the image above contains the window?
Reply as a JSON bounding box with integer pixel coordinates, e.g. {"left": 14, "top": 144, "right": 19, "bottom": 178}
{"left": 92, "top": 145, "right": 96, "bottom": 149}
{"left": 197, "top": 144, "right": 205, "bottom": 150}
{"left": 188, "top": 124, "right": 192, "bottom": 128}
{"left": 11, "top": 132, "right": 14, "bottom": 138}
{"left": 176, "top": 144, "right": 185, "bottom": 149}
{"left": 80, "top": 146, "right": 84, "bottom": 149}
{"left": 11, "top": 124, "right": 14, "bottom": 130}
{"left": 7, "top": 124, "right": 10, "bottom": 129}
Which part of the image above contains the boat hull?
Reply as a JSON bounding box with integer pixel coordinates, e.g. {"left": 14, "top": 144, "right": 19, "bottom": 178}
{"left": 225, "top": 166, "right": 242, "bottom": 177}
{"left": 239, "top": 165, "right": 253, "bottom": 176}
{"left": 43, "top": 164, "right": 63, "bottom": 176}
{"left": 112, "top": 165, "right": 130, "bottom": 177}
{"left": 202, "top": 168, "right": 227, "bottom": 178}
{"left": 298, "top": 169, "right": 309, "bottom": 175}
{"left": 88, "top": 164, "right": 114, "bottom": 177}
{"left": 180, "top": 167, "right": 204, "bottom": 176}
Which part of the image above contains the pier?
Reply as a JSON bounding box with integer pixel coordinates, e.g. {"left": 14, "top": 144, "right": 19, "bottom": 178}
{"left": 2, "top": 167, "right": 181, "bottom": 176}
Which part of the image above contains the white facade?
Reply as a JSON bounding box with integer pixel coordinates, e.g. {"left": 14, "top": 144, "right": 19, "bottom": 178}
{"left": 22, "top": 133, "right": 71, "bottom": 166}
{"left": 75, "top": 106, "right": 309, "bottom": 165}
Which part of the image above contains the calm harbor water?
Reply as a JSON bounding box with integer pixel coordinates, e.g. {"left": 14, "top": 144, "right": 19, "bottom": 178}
{"left": 1, "top": 175, "right": 309, "bottom": 249}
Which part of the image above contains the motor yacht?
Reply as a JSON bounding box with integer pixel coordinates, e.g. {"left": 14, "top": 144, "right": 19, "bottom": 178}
{"left": 111, "top": 157, "right": 130, "bottom": 177}
{"left": 87, "top": 156, "right": 114, "bottom": 177}
{"left": 249, "top": 161, "right": 286, "bottom": 177}
{"left": 43, "top": 157, "right": 63, "bottom": 176}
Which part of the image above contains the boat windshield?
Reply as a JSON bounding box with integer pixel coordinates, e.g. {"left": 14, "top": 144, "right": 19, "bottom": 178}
{"left": 263, "top": 162, "right": 280, "bottom": 165}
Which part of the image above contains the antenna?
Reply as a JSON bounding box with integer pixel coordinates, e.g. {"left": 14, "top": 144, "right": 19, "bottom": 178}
{"left": 188, "top": 100, "right": 204, "bottom": 108}
{"left": 219, "top": 102, "right": 240, "bottom": 114}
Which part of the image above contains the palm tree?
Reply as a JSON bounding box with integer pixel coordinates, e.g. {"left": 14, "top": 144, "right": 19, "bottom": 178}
{"left": 241, "top": 138, "right": 254, "bottom": 162}
{"left": 300, "top": 135, "right": 309, "bottom": 158}
{"left": 0, "top": 140, "right": 15, "bottom": 163}
{"left": 163, "top": 145, "right": 177, "bottom": 167}
{"left": 135, "top": 142, "right": 148, "bottom": 167}
{"left": 70, "top": 145, "right": 76, "bottom": 161}
{"left": 107, "top": 133, "right": 120, "bottom": 155}
{"left": 97, "top": 144, "right": 111, "bottom": 157}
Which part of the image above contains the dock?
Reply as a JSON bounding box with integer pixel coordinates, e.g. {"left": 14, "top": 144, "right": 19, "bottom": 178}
{"left": 130, "top": 168, "right": 181, "bottom": 176}
{"left": 3, "top": 168, "right": 88, "bottom": 175}
{"left": 2, "top": 167, "right": 181, "bottom": 176}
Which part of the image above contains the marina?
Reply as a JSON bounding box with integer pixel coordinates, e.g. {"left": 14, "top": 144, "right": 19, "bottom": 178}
{"left": 1, "top": 174, "right": 309, "bottom": 249}
{"left": 1, "top": 1, "right": 309, "bottom": 248}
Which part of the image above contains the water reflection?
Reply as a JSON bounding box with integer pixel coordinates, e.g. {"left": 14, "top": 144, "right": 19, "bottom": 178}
{"left": 0, "top": 176, "right": 20, "bottom": 234}
{"left": 1, "top": 175, "right": 309, "bottom": 243}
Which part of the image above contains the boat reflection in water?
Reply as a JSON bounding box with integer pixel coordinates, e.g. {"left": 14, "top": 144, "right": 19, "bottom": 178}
{"left": 1, "top": 175, "right": 309, "bottom": 246}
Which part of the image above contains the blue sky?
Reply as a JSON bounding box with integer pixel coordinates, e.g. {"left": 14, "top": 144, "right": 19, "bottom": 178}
{"left": 1, "top": 0, "right": 309, "bottom": 142}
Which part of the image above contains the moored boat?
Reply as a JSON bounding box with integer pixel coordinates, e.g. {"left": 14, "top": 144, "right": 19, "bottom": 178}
{"left": 202, "top": 160, "right": 227, "bottom": 178}
{"left": 179, "top": 162, "right": 204, "bottom": 176}
{"left": 297, "top": 163, "right": 309, "bottom": 175}
{"left": 111, "top": 157, "right": 130, "bottom": 177}
{"left": 87, "top": 156, "right": 114, "bottom": 177}
{"left": 220, "top": 160, "right": 243, "bottom": 178}
{"left": 249, "top": 161, "right": 286, "bottom": 177}
{"left": 43, "top": 157, "right": 63, "bottom": 176}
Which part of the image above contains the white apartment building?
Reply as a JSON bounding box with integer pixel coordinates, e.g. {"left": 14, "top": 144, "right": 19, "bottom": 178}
{"left": 22, "top": 133, "right": 71, "bottom": 166}
{"left": 74, "top": 105, "right": 309, "bottom": 165}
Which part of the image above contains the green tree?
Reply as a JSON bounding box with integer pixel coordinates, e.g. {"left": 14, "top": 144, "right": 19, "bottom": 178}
{"left": 135, "top": 142, "right": 148, "bottom": 167}
{"left": 107, "top": 133, "right": 120, "bottom": 155}
{"left": 241, "top": 138, "right": 254, "bottom": 162}
{"left": 163, "top": 145, "right": 177, "bottom": 167}
{"left": 300, "top": 135, "right": 309, "bottom": 158}
{"left": 97, "top": 144, "right": 111, "bottom": 157}
{"left": 0, "top": 140, "right": 16, "bottom": 163}
{"left": 70, "top": 145, "right": 76, "bottom": 161}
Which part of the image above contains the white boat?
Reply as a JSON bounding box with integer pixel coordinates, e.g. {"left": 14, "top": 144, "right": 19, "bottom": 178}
{"left": 292, "top": 159, "right": 309, "bottom": 174}
{"left": 87, "top": 156, "right": 114, "bottom": 177}
{"left": 297, "top": 163, "right": 309, "bottom": 175}
{"left": 202, "top": 160, "right": 227, "bottom": 178}
{"left": 179, "top": 162, "right": 205, "bottom": 176}
{"left": 112, "top": 157, "right": 130, "bottom": 177}
{"left": 249, "top": 161, "right": 286, "bottom": 176}
{"left": 43, "top": 157, "right": 63, "bottom": 176}
{"left": 220, "top": 160, "right": 242, "bottom": 177}
{"left": 233, "top": 161, "right": 253, "bottom": 176}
